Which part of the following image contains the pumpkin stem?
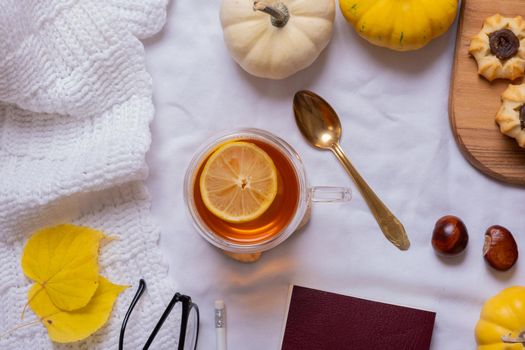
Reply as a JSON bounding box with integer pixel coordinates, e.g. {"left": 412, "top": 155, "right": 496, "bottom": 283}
{"left": 502, "top": 331, "right": 525, "bottom": 345}
{"left": 253, "top": 1, "right": 290, "bottom": 28}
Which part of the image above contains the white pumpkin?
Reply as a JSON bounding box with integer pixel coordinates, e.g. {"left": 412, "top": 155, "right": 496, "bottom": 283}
{"left": 220, "top": 0, "right": 335, "bottom": 80}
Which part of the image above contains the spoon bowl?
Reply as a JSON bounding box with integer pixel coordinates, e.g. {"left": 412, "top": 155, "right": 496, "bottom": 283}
{"left": 293, "top": 90, "right": 410, "bottom": 251}
{"left": 293, "top": 90, "right": 341, "bottom": 150}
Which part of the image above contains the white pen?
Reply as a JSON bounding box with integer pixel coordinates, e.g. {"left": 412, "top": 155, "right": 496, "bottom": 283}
{"left": 215, "top": 300, "right": 227, "bottom": 350}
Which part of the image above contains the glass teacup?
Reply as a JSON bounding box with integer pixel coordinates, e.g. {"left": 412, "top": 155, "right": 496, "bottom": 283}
{"left": 184, "top": 129, "right": 351, "bottom": 262}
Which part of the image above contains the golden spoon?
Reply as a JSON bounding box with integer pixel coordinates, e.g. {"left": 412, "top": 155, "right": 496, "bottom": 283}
{"left": 293, "top": 90, "right": 410, "bottom": 251}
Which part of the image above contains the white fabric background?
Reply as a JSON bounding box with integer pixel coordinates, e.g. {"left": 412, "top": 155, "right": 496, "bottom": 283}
{"left": 145, "top": 1, "right": 525, "bottom": 349}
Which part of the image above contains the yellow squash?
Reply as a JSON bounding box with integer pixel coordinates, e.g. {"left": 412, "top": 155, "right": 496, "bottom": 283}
{"left": 339, "top": 0, "right": 458, "bottom": 51}
{"left": 476, "top": 286, "right": 525, "bottom": 350}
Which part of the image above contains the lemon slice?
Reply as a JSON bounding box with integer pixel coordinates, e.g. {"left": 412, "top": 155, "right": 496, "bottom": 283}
{"left": 199, "top": 141, "right": 278, "bottom": 223}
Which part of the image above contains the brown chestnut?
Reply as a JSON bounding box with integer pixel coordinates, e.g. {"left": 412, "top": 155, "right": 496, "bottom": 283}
{"left": 483, "top": 225, "right": 518, "bottom": 271}
{"left": 432, "top": 215, "right": 469, "bottom": 256}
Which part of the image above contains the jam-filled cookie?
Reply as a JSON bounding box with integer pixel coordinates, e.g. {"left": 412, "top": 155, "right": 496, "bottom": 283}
{"left": 469, "top": 14, "right": 525, "bottom": 81}
{"left": 496, "top": 84, "right": 525, "bottom": 147}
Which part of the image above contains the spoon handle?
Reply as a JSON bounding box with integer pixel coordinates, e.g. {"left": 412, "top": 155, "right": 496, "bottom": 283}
{"left": 331, "top": 143, "right": 410, "bottom": 250}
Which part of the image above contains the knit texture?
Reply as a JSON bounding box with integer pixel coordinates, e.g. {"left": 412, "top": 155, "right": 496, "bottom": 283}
{"left": 0, "top": 0, "right": 175, "bottom": 348}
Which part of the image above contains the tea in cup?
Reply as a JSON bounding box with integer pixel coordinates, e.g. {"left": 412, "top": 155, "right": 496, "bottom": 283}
{"left": 184, "top": 129, "right": 351, "bottom": 262}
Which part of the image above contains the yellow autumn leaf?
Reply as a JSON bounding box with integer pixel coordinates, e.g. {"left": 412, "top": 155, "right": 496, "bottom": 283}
{"left": 21, "top": 224, "right": 105, "bottom": 311}
{"left": 29, "top": 275, "right": 128, "bottom": 343}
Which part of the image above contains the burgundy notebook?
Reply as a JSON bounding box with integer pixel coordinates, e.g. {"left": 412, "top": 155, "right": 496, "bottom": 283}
{"left": 280, "top": 285, "right": 436, "bottom": 350}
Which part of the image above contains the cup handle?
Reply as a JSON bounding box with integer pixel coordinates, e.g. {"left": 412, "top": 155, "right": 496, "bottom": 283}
{"left": 310, "top": 186, "right": 352, "bottom": 203}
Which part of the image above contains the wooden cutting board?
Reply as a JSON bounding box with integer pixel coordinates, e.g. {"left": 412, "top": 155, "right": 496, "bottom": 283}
{"left": 450, "top": 0, "right": 525, "bottom": 185}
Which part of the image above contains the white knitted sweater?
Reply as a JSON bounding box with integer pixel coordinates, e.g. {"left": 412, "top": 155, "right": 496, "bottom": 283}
{"left": 0, "top": 0, "right": 176, "bottom": 348}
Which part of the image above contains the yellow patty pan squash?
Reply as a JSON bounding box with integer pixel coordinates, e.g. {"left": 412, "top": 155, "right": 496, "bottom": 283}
{"left": 339, "top": 0, "right": 458, "bottom": 51}
{"left": 476, "top": 286, "right": 525, "bottom": 350}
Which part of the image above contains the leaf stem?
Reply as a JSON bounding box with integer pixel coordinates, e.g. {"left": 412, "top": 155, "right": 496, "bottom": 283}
{"left": 0, "top": 320, "right": 41, "bottom": 338}
{"left": 101, "top": 235, "right": 119, "bottom": 248}
{"left": 21, "top": 285, "right": 43, "bottom": 320}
